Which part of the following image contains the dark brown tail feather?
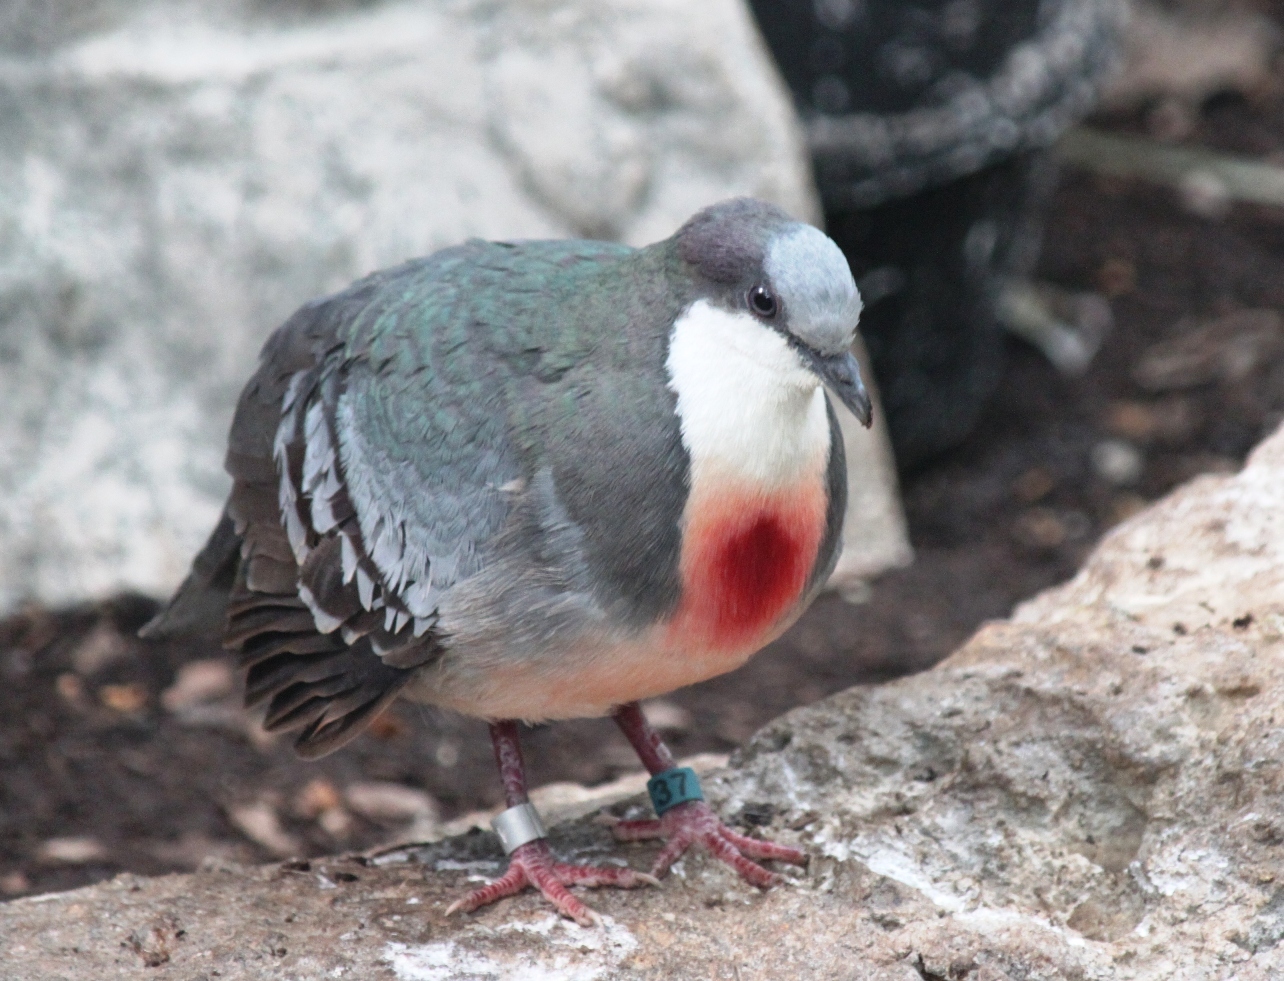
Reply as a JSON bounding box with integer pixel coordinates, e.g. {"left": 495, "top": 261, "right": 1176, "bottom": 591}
{"left": 241, "top": 633, "right": 415, "bottom": 759}
{"left": 229, "top": 580, "right": 417, "bottom": 759}
{"left": 147, "top": 511, "right": 420, "bottom": 758}
{"left": 138, "top": 511, "right": 240, "bottom": 640}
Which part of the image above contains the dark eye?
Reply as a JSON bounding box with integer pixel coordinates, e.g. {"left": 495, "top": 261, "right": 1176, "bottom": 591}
{"left": 748, "top": 285, "right": 778, "bottom": 318}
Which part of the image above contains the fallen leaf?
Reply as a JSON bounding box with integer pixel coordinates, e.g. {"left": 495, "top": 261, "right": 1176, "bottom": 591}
{"left": 344, "top": 782, "right": 438, "bottom": 823}
{"left": 55, "top": 672, "right": 86, "bottom": 708}
{"left": 100, "top": 683, "right": 148, "bottom": 713}
{"left": 641, "top": 698, "right": 694, "bottom": 733}
{"left": 1132, "top": 309, "right": 1282, "bottom": 391}
{"left": 227, "top": 803, "right": 300, "bottom": 858}
{"left": 38, "top": 837, "right": 107, "bottom": 864}
{"left": 71, "top": 622, "right": 130, "bottom": 676}
{"left": 293, "top": 778, "right": 343, "bottom": 820}
{"left": 161, "top": 659, "right": 234, "bottom": 711}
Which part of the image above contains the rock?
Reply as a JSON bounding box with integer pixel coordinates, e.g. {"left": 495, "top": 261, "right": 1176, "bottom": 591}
{"left": 1104, "top": 0, "right": 1283, "bottom": 113}
{"left": 4, "top": 413, "right": 1281, "bottom": 974}
{"left": 0, "top": 0, "right": 908, "bottom": 614}
{"left": 1090, "top": 437, "right": 1145, "bottom": 487}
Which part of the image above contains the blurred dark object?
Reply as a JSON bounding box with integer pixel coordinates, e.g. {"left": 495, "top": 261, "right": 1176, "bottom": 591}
{"left": 828, "top": 153, "right": 1056, "bottom": 465}
{"left": 748, "top": 0, "right": 1121, "bottom": 467}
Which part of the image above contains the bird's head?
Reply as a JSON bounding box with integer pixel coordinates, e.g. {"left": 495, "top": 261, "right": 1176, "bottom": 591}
{"left": 673, "top": 198, "right": 871, "bottom": 426}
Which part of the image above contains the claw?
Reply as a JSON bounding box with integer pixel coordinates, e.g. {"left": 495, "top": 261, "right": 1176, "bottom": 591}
{"left": 446, "top": 838, "right": 656, "bottom": 925}
{"left": 610, "top": 800, "right": 807, "bottom": 887}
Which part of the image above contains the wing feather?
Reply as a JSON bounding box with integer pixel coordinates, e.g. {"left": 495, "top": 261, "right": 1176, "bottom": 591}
{"left": 150, "top": 239, "right": 638, "bottom": 756}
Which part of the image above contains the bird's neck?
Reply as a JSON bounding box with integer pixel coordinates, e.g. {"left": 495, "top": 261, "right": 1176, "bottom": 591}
{"left": 666, "top": 299, "right": 831, "bottom": 491}
{"left": 661, "top": 299, "right": 833, "bottom": 657}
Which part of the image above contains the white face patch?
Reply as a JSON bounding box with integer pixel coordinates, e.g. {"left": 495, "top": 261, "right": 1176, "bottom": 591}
{"left": 666, "top": 299, "right": 832, "bottom": 489}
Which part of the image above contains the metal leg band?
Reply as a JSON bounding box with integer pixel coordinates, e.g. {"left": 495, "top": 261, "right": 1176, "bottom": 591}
{"left": 490, "top": 802, "right": 548, "bottom": 855}
{"left": 647, "top": 766, "right": 704, "bottom": 816}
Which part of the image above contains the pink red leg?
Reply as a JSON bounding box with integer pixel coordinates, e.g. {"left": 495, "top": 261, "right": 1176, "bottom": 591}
{"left": 611, "top": 704, "right": 808, "bottom": 885}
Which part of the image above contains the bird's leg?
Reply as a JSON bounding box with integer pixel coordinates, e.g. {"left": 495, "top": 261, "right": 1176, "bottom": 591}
{"left": 445, "top": 720, "right": 657, "bottom": 925}
{"left": 608, "top": 703, "right": 807, "bottom": 886}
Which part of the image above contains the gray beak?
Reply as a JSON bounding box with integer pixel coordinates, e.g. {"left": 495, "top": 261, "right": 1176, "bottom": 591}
{"left": 801, "top": 347, "right": 872, "bottom": 428}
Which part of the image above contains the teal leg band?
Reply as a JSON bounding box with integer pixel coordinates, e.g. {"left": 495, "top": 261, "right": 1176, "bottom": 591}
{"left": 647, "top": 766, "right": 704, "bottom": 816}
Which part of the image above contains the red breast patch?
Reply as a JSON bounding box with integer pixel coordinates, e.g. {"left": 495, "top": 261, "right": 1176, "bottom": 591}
{"left": 667, "top": 477, "right": 827, "bottom": 655}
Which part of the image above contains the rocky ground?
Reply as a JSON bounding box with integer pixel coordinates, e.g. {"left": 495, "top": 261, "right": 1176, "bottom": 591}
{"left": 5, "top": 87, "right": 1284, "bottom": 903}
{"left": 4, "top": 360, "right": 1281, "bottom": 981}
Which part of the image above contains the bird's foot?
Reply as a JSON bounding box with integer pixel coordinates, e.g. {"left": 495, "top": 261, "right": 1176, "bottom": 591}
{"left": 444, "top": 838, "right": 659, "bottom": 926}
{"left": 605, "top": 800, "right": 807, "bottom": 887}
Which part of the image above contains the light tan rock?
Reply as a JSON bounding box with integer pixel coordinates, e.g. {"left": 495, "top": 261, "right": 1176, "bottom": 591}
{"left": 4, "top": 425, "right": 1280, "bottom": 977}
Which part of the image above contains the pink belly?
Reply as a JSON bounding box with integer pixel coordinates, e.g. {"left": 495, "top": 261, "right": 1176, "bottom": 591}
{"left": 414, "top": 472, "right": 831, "bottom": 722}
{"left": 665, "top": 477, "right": 828, "bottom": 657}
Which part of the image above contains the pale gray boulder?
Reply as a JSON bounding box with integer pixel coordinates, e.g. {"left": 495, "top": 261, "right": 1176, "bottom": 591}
{"left": 0, "top": 0, "right": 908, "bottom": 613}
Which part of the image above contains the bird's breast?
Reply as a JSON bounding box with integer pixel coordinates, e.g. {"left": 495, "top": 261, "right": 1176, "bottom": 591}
{"left": 660, "top": 299, "right": 837, "bottom": 661}
{"left": 665, "top": 474, "right": 827, "bottom": 657}
{"left": 413, "top": 469, "right": 830, "bottom": 724}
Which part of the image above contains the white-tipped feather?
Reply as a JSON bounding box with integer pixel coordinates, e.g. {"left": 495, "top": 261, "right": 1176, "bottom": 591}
{"left": 282, "top": 497, "right": 309, "bottom": 566}
{"left": 402, "top": 577, "right": 439, "bottom": 618}
{"left": 340, "top": 534, "right": 359, "bottom": 584}
{"left": 299, "top": 583, "right": 344, "bottom": 634}
{"left": 356, "top": 566, "right": 376, "bottom": 611}
{"left": 274, "top": 372, "right": 312, "bottom": 566}
{"left": 280, "top": 370, "right": 306, "bottom": 413}
{"left": 302, "top": 402, "right": 329, "bottom": 492}
{"left": 310, "top": 492, "right": 338, "bottom": 535}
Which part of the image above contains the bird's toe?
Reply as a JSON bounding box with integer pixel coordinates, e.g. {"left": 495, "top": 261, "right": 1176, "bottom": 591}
{"left": 629, "top": 800, "right": 807, "bottom": 888}
{"left": 445, "top": 839, "right": 655, "bottom": 926}
{"left": 605, "top": 816, "right": 665, "bottom": 843}
{"left": 717, "top": 824, "right": 808, "bottom": 866}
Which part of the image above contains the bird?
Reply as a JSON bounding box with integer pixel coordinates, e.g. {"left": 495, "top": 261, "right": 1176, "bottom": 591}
{"left": 142, "top": 197, "right": 871, "bottom": 924}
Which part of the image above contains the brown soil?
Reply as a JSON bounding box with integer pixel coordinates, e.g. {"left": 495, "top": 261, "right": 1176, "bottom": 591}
{"left": 4, "top": 97, "right": 1284, "bottom": 901}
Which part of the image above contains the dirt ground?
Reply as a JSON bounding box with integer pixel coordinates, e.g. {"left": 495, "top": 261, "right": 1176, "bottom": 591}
{"left": 4, "top": 94, "right": 1284, "bottom": 901}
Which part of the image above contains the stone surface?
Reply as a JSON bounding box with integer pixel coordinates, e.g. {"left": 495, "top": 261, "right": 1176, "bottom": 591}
{"left": 0, "top": 0, "right": 907, "bottom": 614}
{"left": 1104, "top": 0, "right": 1282, "bottom": 111}
{"left": 4, "top": 434, "right": 1282, "bottom": 976}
